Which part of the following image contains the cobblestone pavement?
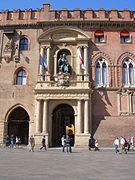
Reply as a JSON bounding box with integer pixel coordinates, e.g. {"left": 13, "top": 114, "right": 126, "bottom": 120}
{"left": 0, "top": 147, "right": 135, "bottom": 180}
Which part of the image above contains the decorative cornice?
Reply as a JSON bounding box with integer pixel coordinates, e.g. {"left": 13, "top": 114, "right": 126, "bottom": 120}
{"left": 0, "top": 20, "right": 135, "bottom": 30}
{"left": 35, "top": 92, "right": 91, "bottom": 100}
{"left": 39, "top": 21, "right": 135, "bottom": 30}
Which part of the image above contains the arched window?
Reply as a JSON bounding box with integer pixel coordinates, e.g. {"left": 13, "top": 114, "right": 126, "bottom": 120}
{"left": 16, "top": 69, "right": 27, "bottom": 85}
{"left": 122, "top": 59, "right": 134, "bottom": 87}
{"left": 120, "top": 31, "right": 130, "bottom": 43}
{"left": 95, "top": 59, "right": 109, "bottom": 87}
{"left": 95, "top": 62, "right": 100, "bottom": 85}
{"left": 19, "top": 37, "right": 28, "bottom": 51}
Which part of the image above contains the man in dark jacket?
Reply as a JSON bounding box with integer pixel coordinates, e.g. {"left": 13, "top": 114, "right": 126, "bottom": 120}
{"left": 40, "top": 135, "right": 46, "bottom": 150}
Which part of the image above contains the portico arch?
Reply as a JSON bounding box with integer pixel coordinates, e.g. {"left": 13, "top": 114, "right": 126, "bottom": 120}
{"left": 52, "top": 104, "right": 75, "bottom": 147}
{"left": 6, "top": 106, "right": 30, "bottom": 145}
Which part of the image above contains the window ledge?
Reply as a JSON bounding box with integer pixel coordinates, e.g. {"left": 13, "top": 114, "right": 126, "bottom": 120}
{"left": 120, "top": 42, "right": 132, "bottom": 44}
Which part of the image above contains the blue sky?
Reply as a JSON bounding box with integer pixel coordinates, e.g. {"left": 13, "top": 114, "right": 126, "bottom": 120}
{"left": 0, "top": 0, "right": 135, "bottom": 11}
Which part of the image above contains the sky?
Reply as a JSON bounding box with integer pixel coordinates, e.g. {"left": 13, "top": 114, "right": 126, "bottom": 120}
{"left": 0, "top": 0, "right": 135, "bottom": 11}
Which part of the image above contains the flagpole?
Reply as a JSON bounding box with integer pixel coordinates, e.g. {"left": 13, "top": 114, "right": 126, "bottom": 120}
{"left": 44, "top": 48, "right": 47, "bottom": 81}
{"left": 77, "top": 47, "right": 81, "bottom": 80}
{"left": 38, "top": 46, "right": 41, "bottom": 81}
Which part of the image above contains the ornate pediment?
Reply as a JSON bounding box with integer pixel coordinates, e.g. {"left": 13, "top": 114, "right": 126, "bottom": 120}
{"left": 52, "top": 32, "right": 77, "bottom": 42}
{"left": 38, "top": 26, "right": 90, "bottom": 43}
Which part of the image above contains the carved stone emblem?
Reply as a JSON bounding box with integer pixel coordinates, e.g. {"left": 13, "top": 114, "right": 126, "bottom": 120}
{"left": 14, "top": 55, "right": 20, "bottom": 63}
{"left": 54, "top": 72, "right": 70, "bottom": 87}
{"left": 3, "top": 39, "right": 12, "bottom": 63}
{"left": 3, "top": 55, "right": 11, "bottom": 63}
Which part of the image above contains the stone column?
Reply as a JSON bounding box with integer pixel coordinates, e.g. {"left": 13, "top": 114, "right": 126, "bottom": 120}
{"left": 77, "top": 100, "right": 82, "bottom": 133}
{"left": 42, "top": 100, "right": 48, "bottom": 133}
{"left": 46, "top": 47, "right": 50, "bottom": 73}
{"left": 89, "top": 96, "right": 92, "bottom": 134}
{"left": 84, "top": 100, "right": 89, "bottom": 134}
{"left": 49, "top": 114, "right": 53, "bottom": 146}
{"left": 100, "top": 61, "right": 103, "bottom": 86}
{"left": 40, "top": 47, "right": 44, "bottom": 81}
{"left": 84, "top": 46, "right": 88, "bottom": 80}
{"left": 36, "top": 100, "right": 41, "bottom": 133}
{"left": 54, "top": 55, "right": 57, "bottom": 75}
{"left": 127, "top": 62, "right": 130, "bottom": 86}
{"left": 77, "top": 47, "right": 81, "bottom": 80}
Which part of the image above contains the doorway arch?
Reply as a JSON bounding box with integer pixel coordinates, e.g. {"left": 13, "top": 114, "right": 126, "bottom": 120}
{"left": 7, "top": 106, "right": 29, "bottom": 145}
{"left": 52, "top": 104, "right": 75, "bottom": 147}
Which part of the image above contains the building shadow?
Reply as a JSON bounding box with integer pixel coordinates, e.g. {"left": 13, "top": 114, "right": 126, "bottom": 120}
{"left": 92, "top": 90, "right": 111, "bottom": 136}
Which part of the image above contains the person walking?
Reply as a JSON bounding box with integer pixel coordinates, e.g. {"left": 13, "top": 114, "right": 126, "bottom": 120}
{"left": 65, "top": 135, "right": 71, "bottom": 153}
{"left": 95, "top": 139, "right": 99, "bottom": 151}
{"left": 88, "top": 136, "right": 92, "bottom": 151}
{"left": 15, "top": 136, "right": 19, "bottom": 147}
{"left": 127, "top": 138, "right": 131, "bottom": 151}
{"left": 10, "top": 134, "right": 14, "bottom": 148}
{"left": 61, "top": 135, "right": 65, "bottom": 152}
{"left": 29, "top": 135, "right": 35, "bottom": 152}
{"left": 40, "top": 135, "right": 46, "bottom": 150}
{"left": 113, "top": 137, "right": 119, "bottom": 154}
{"left": 130, "top": 137, "right": 134, "bottom": 150}
{"left": 120, "top": 136, "right": 126, "bottom": 154}
{"left": 5, "top": 135, "right": 10, "bottom": 147}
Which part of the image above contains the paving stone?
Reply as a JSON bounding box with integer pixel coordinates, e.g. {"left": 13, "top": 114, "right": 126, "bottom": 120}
{"left": 0, "top": 147, "right": 135, "bottom": 180}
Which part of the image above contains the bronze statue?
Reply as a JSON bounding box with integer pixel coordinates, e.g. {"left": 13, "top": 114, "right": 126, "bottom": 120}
{"left": 58, "top": 54, "right": 70, "bottom": 73}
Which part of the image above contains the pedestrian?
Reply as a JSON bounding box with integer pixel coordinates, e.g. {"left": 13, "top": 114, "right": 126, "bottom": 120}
{"left": 10, "top": 134, "right": 14, "bottom": 148}
{"left": 130, "top": 137, "right": 134, "bottom": 150}
{"left": 61, "top": 135, "right": 65, "bottom": 152}
{"left": 95, "top": 139, "right": 99, "bottom": 151}
{"left": 120, "top": 136, "right": 126, "bottom": 154}
{"left": 65, "top": 135, "right": 71, "bottom": 153}
{"left": 29, "top": 135, "right": 35, "bottom": 152}
{"left": 5, "top": 135, "right": 10, "bottom": 147}
{"left": 40, "top": 135, "right": 46, "bottom": 150}
{"left": 88, "top": 136, "right": 95, "bottom": 151}
{"left": 124, "top": 138, "right": 128, "bottom": 153}
{"left": 15, "top": 136, "right": 19, "bottom": 147}
{"left": 127, "top": 138, "right": 131, "bottom": 151}
{"left": 113, "top": 137, "right": 119, "bottom": 154}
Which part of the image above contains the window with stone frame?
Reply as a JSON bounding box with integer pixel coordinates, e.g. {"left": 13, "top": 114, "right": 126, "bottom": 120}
{"left": 120, "top": 30, "right": 130, "bottom": 43}
{"left": 122, "top": 59, "right": 134, "bottom": 87}
{"left": 95, "top": 30, "right": 105, "bottom": 43}
{"left": 16, "top": 69, "right": 27, "bottom": 85}
{"left": 19, "top": 37, "right": 28, "bottom": 51}
{"left": 131, "top": 94, "right": 135, "bottom": 114}
{"left": 95, "top": 58, "right": 109, "bottom": 87}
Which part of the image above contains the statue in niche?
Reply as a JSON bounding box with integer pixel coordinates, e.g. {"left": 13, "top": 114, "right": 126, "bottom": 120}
{"left": 4, "top": 39, "right": 12, "bottom": 52}
{"left": 58, "top": 53, "right": 70, "bottom": 74}
{"left": 3, "top": 39, "right": 13, "bottom": 63}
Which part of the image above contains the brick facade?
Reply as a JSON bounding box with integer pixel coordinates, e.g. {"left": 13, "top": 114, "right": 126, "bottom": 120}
{"left": 0, "top": 2, "right": 135, "bottom": 147}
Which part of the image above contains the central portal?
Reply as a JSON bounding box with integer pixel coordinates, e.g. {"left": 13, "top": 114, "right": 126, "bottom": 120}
{"left": 52, "top": 104, "right": 75, "bottom": 147}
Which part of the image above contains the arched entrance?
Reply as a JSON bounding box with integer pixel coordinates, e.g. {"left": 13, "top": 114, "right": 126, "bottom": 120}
{"left": 52, "top": 104, "right": 75, "bottom": 147}
{"left": 7, "top": 107, "right": 29, "bottom": 145}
